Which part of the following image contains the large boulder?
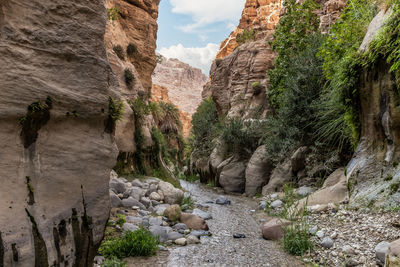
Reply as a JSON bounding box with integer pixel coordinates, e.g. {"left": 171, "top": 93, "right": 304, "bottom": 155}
{"left": 297, "top": 168, "right": 348, "bottom": 208}
{"left": 245, "top": 145, "right": 273, "bottom": 196}
{"left": 164, "top": 204, "right": 182, "bottom": 222}
{"left": 290, "top": 146, "right": 308, "bottom": 174}
{"left": 180, "top": 213, "right": 209, "bottom": 230}
{"left": 121, "top": 197, "right": 146, "bottom": 210}
{"left": 262, "top": 218, "right": 290, "bottom": 240}
{"left": 218, "top": 157, "right": 247, "bottom": 193}
{"left": 262, "top": 160, "right": 293, "bottom": 195}
{"left": 158, "top": 181, "right": 184, "bottom": 204}
{"left": 110, "top": 191, "right": 122, "bottom": 208}
{"left": 109, "top": 178, "right": 128, "bottom": 194}
{"left": 386, "top": 239, "right": 400, "bottom": 266}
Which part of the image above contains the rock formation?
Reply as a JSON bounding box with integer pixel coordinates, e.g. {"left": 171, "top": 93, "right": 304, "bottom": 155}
{"left": 152, "top": 55, "right": 207, "bottom": 136}
{"left": 194, "top": 0, "right": 349, "bottom": 196}
{"left": 346, "top": 8, "right": 400, "bottom": 208}
{"left": 0, "top": 1, "right": 118, "bottom": 266}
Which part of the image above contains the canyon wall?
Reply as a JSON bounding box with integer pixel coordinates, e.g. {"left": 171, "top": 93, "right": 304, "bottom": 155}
{"left": 152, "top": 55, "right": 207, "bottom": 136}
{"left": 194, "top": 0, "right": 347, "bottom": 196}
{"left": 104, "top": 0, "right": 161, "bottom": 173}
{"left": 346, "top": 9, "right": 400, "bottom": 208}
{"left": 0, "top": 0, "right": 118, "bottom": 266}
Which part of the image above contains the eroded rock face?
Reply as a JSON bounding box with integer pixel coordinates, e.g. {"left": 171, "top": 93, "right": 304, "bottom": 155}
{"left": 105, "top": 0, "right": 160, "bottom": 154}
{"left": 152, "top": 55, "right": 207, "bottom": 116}
{"left": 0, "top": 1, "right": 118, "bottom": 266}
{"left": 216, "top": 0, "right": 282, "bottom": 59}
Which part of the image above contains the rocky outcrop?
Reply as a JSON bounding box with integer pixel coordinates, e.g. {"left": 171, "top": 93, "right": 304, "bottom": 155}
{"left": 105, "top": 0, "right": 160, "bottom": 155}
{"left": 216, "top": 0, "right": 282, "bottom": 59}
{"left": 0, "top": 1, "right": 118, "bottom": 266}
{"left": 152, "top": 55, "right": 207, "bottom": 136}
{"left": 152, "top": 55, "right": 207, "bottom": 115}
{"left": 345, "top": 8, "right": 400, "bottom": 208}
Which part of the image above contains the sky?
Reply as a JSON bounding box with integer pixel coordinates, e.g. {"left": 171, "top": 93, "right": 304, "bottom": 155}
{"left": 157, "top": 0, "right": 246, "bottom": 75}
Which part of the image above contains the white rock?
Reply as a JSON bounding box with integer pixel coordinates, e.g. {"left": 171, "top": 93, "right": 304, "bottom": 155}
{"left": 271, "top": 199, "right": 283, "bottom": 209}
{"left": 174, "top": 238, "right": 187, "bottom": 246}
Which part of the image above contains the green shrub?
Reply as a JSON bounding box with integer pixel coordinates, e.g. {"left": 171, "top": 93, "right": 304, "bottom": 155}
{"left": 101, "top": 258, "right": 127, "bottom": 267}
{"left": 108, "top": 97, "right": 124, "bottom": 122}
{"left": 107, "top": 7, "right": 121, "bottom": 21}
{"left": 181, "top": 196, "right": 194, "bottom": 210}
{"left": 124, "top": 68, "right": 134, "bottom": 87}
{"left": 268, "top": 0, "right": 320, "bottom": 108}
{"left": 191, "top": 97, "right": 222, "bottom": 156}
{"left": 264, "top": 34, "right": 325, "bottom": 162}
{"left": 113, "top": 45, "right": 125, "bottom": 60}
{"left": 99, "top": 228, "right": 158, "bottom": 259}
{"left": 127, "top": 43, "right": 138, "bottom": 56}
{"left": 115, "top": 214, "right": 126, "bottom": 227}
{"left": 317, "top": 0, "right": 379, "bottom": 148}
{"left": 283, "top": 220, "right": 313, "bottom": 256}
{"left": 221, "top": 119, "right": 262, "bottom": 156}
{"left": 236, "top": 29, "right": 256, "bottom": 45}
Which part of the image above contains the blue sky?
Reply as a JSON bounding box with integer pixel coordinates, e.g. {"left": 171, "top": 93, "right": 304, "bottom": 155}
{"left": 156, "top": 0, "right": 246, "bottom": 74}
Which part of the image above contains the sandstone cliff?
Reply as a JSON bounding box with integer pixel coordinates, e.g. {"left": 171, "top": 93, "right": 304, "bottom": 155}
{"left": 105, "top": 0, "right": 160, "bottom": 155}
{"left": 0, "top": 1, "right": 118, "bottom": 266}
{"left": 152, "top": 55, "right": 207, "bottom": 136}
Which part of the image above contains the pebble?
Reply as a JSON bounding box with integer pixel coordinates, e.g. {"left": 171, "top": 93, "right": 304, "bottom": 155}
{"left": 309, "top": 226, "right": 318, "bottom": 235}
{"left": 316, "top": 230, "right": 325, "bottom": 239}
{"left": 174, "top": 238, "right": 187, "bottom": 246}
{"left": 321, "top": 237, "right": 334, "bottom": 249}
{"left": 186, "top": 235, "right": 200, "bottom": 244}
{"left": 233, "top": 233, "right": 246, "bottom": 238}
{"left": 270, "top": 200, "right": 283, "bottom": 209}
{"left": 216, "top": 196, "right": 231, "bottom": 205}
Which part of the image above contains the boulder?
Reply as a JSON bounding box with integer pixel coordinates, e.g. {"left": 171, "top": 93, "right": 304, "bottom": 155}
{"left": 121, "top": 197, "right": 146, "bottom": 210}
{"left": 262, "top": 218, "right": 290, "bottom": 240}
{"left": 296, "top": 186, "right": 314, "bottom": 197}
{"left": 190, "top": 230, "right": 210, "bottom": 237}
{"left": 262, "top": 160, "right": 292, "bottom": 195}
{"left": 149, "top": 225, "right": 169, "bottom": 242}
{"left": 167, "top": 231, "right": 183, "bottom": 241}
{"left": 297, "top": 168, "right": 348, "bottom": 208}
{"left": 149, "top": 217, "right": 163, "bottom": 226}
{"left": 192, "top": 209, "right": 212, "bottom": 220}
{"left": 122, "top": 223, "right": 139, "bottom": 232}
{"left": 321, "top": 237, "right": 334, "bottom": 249}
{"left": 155, "top": 204, "right": 170, "bottom": 216}
{"left": 172, "top": 223, "right": 188, "bottom": 231}
{"left": 110, "top": 170, "right": 118, "bottom": 180}
{"left": 110, "top": 191, "right": 122, "bottom": 208}
{"left": 131, "top": 179, "right": 144, "bottom": 188}
{"left": 158, "top": 181, "right": 184, "bottom": 204}
{"left": 140, "top": 197, "right": 151, "bottom": 208}
{"left": 186, "top": 235, "right": 200, "bottom": 244}
{"left": 164, "top": 204, "right": 182, "bottom": 222}
{"left": 146, "top": 183, "right": 158, "bottom": 196}
{"left": 123, "top": 186, "right": 144, "bottom": 200}
{"left": 109, "top": 178, "right": 128, "bottom": 194}
{"left": 271, "top": 199, "right": 283, "bottom": 209}
{"left": 180, "top": 212, "right": 209, "bottom": 230}
{"left": 245, "top": 145, "right": 274, "bottom": 196}
{"left": 149, "top": 191, "right": 162, "bottom": 202}
{"left": 375, "top": 241, "right": 390, "bottom": 265}
{"left": 174, "top": 238, "right": 187, "bottom": 246}
{"left": 216, "top": 196, "right": 231, "bottom": 205}
{"left": 219, "top": 157, "right": 247, "bottom": 193}
{"left": 291, "top": 146, "right": 308, "bottom": 173}
{"left": 126, "top": 216, "right": 143, "bottom": 225}
{"left": 386, "top": 239, "right": 400, "bottom": 266}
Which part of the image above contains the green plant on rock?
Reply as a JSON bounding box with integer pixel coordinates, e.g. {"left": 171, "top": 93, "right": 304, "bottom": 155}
{"left": 126, "top": 43, "right": 138, "bottom": 57}
{"left": 268, "top": 0, "right": 320, "bottom": 108}
{"left": 124, "top": 68, "right": 134, "bottom": 87}
{"left": 251, "top": 81, "right": 264, "bottom": 95}
{"left": 115, "top": 214, "right": 126, "bottom": 227}
{"left": 181, "top": 196, "right": 194, "bottom": 210}
{"left": 105, "top": 97, "right": 123, "bottom": 134}
{"left": 99, "top": 228, "right": 158, "bottom": 259}
{"left": 113, "top": 45, "right": 125, "bottom": 60}
{"left": 107, "top": 7, "right": 121, "bottom": 21}
{"left": 236, "top": 29, "right": 256, "bottom": 45}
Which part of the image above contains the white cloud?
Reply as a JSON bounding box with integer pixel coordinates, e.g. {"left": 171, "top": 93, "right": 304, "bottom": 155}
{"left": 170, "top": 0, "right": 246, "bottom": 32}
{"left": 158, "top": 43, "right": 220, "bottom": 75}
